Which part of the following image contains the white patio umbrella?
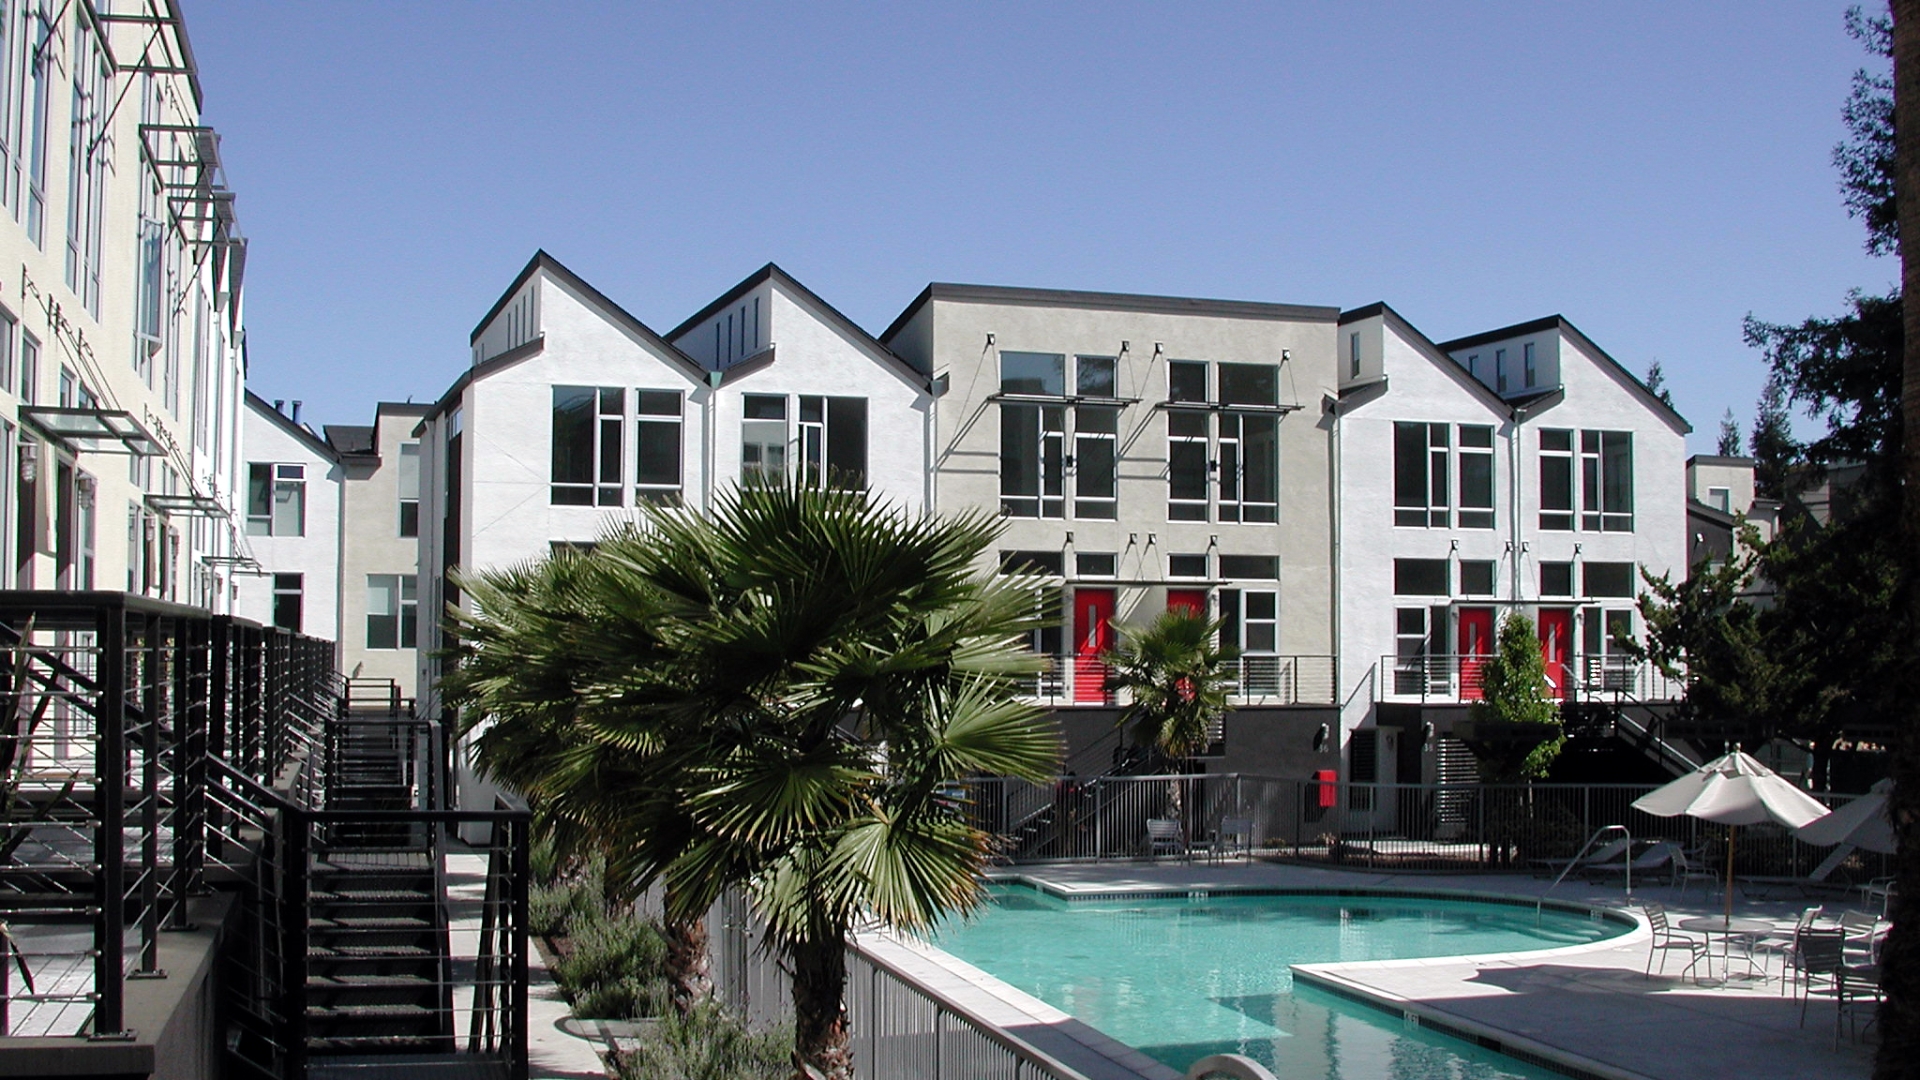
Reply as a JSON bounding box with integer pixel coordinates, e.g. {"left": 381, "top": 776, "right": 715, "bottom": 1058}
{"left": 1631, "top": 751, "right": 1831, "bottom": 923}
{"left": 1794, "top": 778, "right": 1894, "bottom": 855}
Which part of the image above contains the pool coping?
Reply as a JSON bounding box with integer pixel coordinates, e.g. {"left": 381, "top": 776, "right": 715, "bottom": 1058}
{"left": 909, "top": 873, "right": 1659, "bottom": 1080}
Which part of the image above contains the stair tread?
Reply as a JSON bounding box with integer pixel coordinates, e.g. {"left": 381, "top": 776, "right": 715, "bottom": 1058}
{"left": 308, "top": 974, "right": 435, "bottom": 987}
{"left": 308, "top": 1003, "right": 441, "bottom": 1017}
{"left": 309, "top": 944, "right": 433, "bottom": 958}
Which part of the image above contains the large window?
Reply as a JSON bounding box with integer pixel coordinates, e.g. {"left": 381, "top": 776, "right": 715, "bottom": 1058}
{"left": 551, "top": 385, "right": 623, "bottom": 506}
{"left": 1538, "top": 429, "right": 1574, "bottom": 530}
{"left": 1458, "top": 424, "right": 1494, "bottom": 528}
{"left": 246, "top": 462, "right": 305, "bottom": 536}
{"left": 1165, "top": 360, "right": 1280, "bottom": 523}
{"left": 798, "top": 395, "right": 867, "bottom": 489}
{"left": 636, "top": 389, "right": 683, "bottom": 502}
{"left": 741, "top": 394, "right": 787, "bottom": 485}
{"left": 272, "top": 573, "right": 302, "bottom": 633}
{"left": 397, "top": 442, "right": 420, "bottom": 537}
{"left": 1581, "top": 430, "right": 1634, "bottom": 531}
{"left": 1393, "top": 422, "right": 1449, "bottom": 527}
{"left": 1000, "top": 352, "right": 1120, "bottom": 519}
{"left": 64, "top": 9, "right": 106, "bottom": 315}
{"left": 367, "top": 574, "right": 418, "bottom": 650}
{"left": 19, "top": 1, "right": 49, "bottom": 247}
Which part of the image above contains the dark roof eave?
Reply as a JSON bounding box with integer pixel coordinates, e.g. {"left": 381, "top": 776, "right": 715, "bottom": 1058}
{"left": 881, "top": 282, "right": 1340, "bottom": 343}
{"left": 672, "top": 263, "right": 931, "bottom": 389}
{"left": 1438, "top": 315, "right": 1692, "bottom": 434}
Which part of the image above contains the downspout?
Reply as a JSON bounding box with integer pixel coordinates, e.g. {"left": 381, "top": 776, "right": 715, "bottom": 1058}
{"left": 705, "top": 369, "right": 722, "bottom": 511}
{"left": 1325, "top": 391, "right": 1342, "bottom": 710}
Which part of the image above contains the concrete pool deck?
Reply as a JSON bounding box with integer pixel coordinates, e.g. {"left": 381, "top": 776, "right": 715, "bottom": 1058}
{"left": 958, "top": 859, "right": 1873, "bottom": 1080}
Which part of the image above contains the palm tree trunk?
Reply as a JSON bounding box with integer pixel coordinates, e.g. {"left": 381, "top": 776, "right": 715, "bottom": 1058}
{"left": 790, "top": 934, "right": 853, "bottom": 1080}
{"left": 662, "top": 914, "right": 711, "bottom": 1017}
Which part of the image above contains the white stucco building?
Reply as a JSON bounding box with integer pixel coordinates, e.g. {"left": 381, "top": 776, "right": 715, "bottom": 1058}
{"left": 1331, "top": 304, "right": 1690, "bottom": 797}
{"left": 0, "top": 4, "right": 251, "bottom": 607}
{"left": 235, "top": 393, "right": 342, "bottom": 642}
{"left": 328, "top": 403, "right": 431, "bottom": 700}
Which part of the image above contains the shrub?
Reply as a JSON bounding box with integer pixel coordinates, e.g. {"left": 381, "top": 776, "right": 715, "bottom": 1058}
{"left": 612, "top": 1003, "right": 789, "bottom": 1080}
{"left": 552, "top": 908, "right": 671, "bottom": 1018}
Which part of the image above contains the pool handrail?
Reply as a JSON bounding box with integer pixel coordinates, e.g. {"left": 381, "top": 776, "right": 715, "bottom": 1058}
{"left": 1538, "top": 824, "right": 1632, "bottom": 920}
{"left": 1187, "top": 1053, "right": 1280, "bottom": 1080}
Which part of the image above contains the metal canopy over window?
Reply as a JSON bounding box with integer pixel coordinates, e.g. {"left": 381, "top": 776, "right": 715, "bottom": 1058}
{"left": 145, "top": 491, "right": 227, "bottom": 517}
{"left": 21, "top": 406, "right": 163, "bottom": 455}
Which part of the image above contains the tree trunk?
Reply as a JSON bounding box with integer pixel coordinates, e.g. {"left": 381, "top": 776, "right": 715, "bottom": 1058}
{"left": 1885, "top": 3, "right": 1920, "bottom": 1076}
{"left": 790, "top": 933, "right": 853, "bottom": 1080}
{"left": 662, "top": 914, "right": 711, "bottom": 1018}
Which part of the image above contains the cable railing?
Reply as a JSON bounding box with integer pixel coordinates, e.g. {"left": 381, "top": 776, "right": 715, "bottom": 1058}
{"left": 1381, "top": 653, "right": 1687, "bottom": 704}
{"left": 1017, "top": 653, "right": 1338, "bottom": 707}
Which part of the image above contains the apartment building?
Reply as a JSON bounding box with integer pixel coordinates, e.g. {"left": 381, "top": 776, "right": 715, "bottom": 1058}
{"left": 235, "top": 392, "right": 341, "bottom": 642}
{"left": 329, "top": 402, "right": 431, "bottom": 699}
{"left": 1332, "top": 304, "right": 1689, "bottom": 800}
{"left": 0, "top": 2, "right": 250, "bottom": 607}
{"left": 880, "top": 284, "right": 1343, "bottom": 771}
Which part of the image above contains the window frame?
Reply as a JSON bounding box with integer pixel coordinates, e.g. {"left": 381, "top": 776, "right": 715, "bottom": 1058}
{"left": 1538, "top": 428, "right": 1574, "bottom": 530}
{"left": 550, "top": 385, "right": 624, "bottom": 506}
{"left": 1580, "top": 429, "right": 1634, "bottom": 532}
{"left": 366, "top": 573, "right": 418, "bottom": 651}
{"left": 1393, "top": 421, "right": 1450, "bottom": 528}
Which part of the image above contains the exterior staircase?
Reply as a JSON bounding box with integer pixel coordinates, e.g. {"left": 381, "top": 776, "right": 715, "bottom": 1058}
{"left": 304, "top": 698, "right": 455, "bottom": 1066}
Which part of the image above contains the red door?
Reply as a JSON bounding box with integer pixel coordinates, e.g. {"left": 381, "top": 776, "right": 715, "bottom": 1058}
{"left": 1166, "top": 589, "right": 1207, "bottom": 617}
{"left": 1538, "top": 608, "right": 1572, "bottom": 700}
{"left": 1458, "top": 607, "right": 1494, "bottom": 700}
{"left": 1073, "top": 588, "right": 1116, "bottom": 704}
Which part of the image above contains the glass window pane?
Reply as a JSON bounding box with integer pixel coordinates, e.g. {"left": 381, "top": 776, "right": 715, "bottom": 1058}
{"left": 1000, "top": 404, "right": 1038, "bottom": 506}
{"left": 1000, "top": 352, "right": 1064, "bottom": 396}
{"left": 1075, "top": 434, "right": 1114, "bottom": 498}
{"left": 397, "top": 443, "right": 420, "bottom": 499}
{"left": 1218, "top": 363, "right": 1277, "bottom": 406}
{"left": 1394, "top": 422, "right": 1427, "bottom": 508}
{"left": 1168, "top": 361, "right": 1207, "bottom": 403}
{"left": 1076, "top": 356, "right": 1116, "bottom": 397}
{"left": 1168, "top": 441, "right": 1208, "bottom": 501}
{"left": 1603, "top": 431, "right": 1633, "bottom": 513}
{"left": 1168, "top": 554, "right": 1208, "bottom": 578}
{"left": 1219, "top": 554, "right": 1278, "bottom": 578}
{"left": 637, "top": 420, "right": 680, "bottom": 487}
{"left": 551, "top": 386, "right": 596, "bottom": 484}
{"left": 1541, "top": 455, "right": 1573, "bottom": 513}
{"left": 1541, "top": 429, "right": 1572, "bottom": 452}
{"left": 637, "top": 389, "right": 680, "bottom": 416}
{"left": 744, "top": 394, "right": 786, "bottom": 420}
{"left": 1460, "top": 451, "right": 1493, "bottom": 509}
{"left": 826, "top": 397, "right": 866, "bottom": 487}
{"left": 1393, "top": 558, "right": 1448, "bottom": 595}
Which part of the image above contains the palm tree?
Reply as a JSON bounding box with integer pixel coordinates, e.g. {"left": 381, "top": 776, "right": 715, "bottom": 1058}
{"left": 443, "top": 551, "right": 719, "bottom": 1012}
{"left": 1103, "top": 607, "right": 1235, "bottom": 826}
{"left": 448, "top": 484, "right": 1060, "bottom": 1079}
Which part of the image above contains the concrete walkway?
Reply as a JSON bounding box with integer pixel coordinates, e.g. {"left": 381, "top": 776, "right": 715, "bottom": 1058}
{"left": 445, "top": 852, "right": 610, "bottom": 1080}
{"left": 973, "top": 859, "right": 1874, "bottom": 1080}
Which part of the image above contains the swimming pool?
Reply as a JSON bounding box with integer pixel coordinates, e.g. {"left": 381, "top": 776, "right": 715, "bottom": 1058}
{"left": 930, "top": 885, "right": 1633, "bottom": 1079}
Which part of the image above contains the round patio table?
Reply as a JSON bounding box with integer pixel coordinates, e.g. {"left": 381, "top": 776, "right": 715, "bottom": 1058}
{"left": 1678, "top": 916, "right": 1775, "bottom": 982}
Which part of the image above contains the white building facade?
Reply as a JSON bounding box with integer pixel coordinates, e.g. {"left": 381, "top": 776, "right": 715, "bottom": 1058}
{"left": 1332, "top": 304, "right": 1690, "bottom": 796}
{"left": 0, "top": 3, "right": 251, "bottom": 609}
{"left": 330, "top": 403, "right": 431, "bottom": 700}
{"left": 235, "top": 392, "right": 341, "bottom": 642}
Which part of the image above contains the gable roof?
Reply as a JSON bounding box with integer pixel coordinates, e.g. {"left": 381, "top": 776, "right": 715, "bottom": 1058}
{"left": 470, "top": 250, "right": 705, "bottom": 379}
{"left": 246, "top": 390, "right": 339, "bottom": 462}
{"left": 323, "top": 424, "right": 375, "bottom": 457}
{"left": 881, "top": 283, "right": 1340, "bottom": 344}
{"left": 1337, "top": 301, "right": 1511, "bottom": 414}
{"left": 669, "top": 262, "right": 930, "bottom": 388}
{"left": 1437, "top": 315, "right": 1692, "bottom": 433}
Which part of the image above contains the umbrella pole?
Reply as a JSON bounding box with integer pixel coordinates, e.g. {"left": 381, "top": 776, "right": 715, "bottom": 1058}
{"left": 1724, "top": 824, "right": 1736, "bottom": 926}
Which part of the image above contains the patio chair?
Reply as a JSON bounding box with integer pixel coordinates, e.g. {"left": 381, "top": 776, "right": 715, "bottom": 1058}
{"left": 1839, "top": 909, "right": 1885, "bottom": 966}
{"left": 1798, "top": 927, "right": 1880, "bottom": 1049}
{"left": 1532, "top": 837, "right": 1633, "bottom": 879}
{"left": 1204, "top": 817, "right": 1254, "bottom": 863}
{"left": 1145, "top": 818, "right": 1190, "bottom": 862}
{"left": 1749, "top": 905, "right": 1822, "bottom": 995}
{"left": 1640, "top": 901, "right": 1708, "bottom": 981}
{"left": 1860, "top": 877, "right": 1896, "bottom": 917}
{"left": 1673, "top": 847, "right": 1723, "bottom": 898}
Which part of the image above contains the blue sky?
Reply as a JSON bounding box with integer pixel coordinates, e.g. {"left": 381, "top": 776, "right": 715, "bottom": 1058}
{"left": 187, "top": 2, "right": 1886, "bottom": 452}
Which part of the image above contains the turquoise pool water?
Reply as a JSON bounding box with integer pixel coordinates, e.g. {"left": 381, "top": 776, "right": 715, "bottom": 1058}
{"left": 930, "top": 885, "right": 1631, "bottom": 1079}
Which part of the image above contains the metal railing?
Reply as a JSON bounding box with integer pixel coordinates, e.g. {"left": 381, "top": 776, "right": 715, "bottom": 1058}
{"left": 1381, "top": 653, "right": 1685, "bottom": 704}
{"left": 710, "top": 889, "right": 1094, "bottom": 1080}
{"left": 1019, "top": 653, "right": 1338, "bottom": 707}
{"left": 966, "top": 774, "right": 1883, "bottom": 882}
{"left": 0, "top": 593, "right": 338, "bottom": 1039}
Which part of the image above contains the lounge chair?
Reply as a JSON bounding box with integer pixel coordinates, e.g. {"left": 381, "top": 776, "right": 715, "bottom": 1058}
{"left": 1587, "top": 841, "right": 1683, "bottom": 888}
{"left": 1145, "top": 818, "right": 1190, "bottom": 862}
{"left": 1640, "top": 901, "right": 1708, "bottom": 981}
{"left": 1532, "top": 837, "right": 1634, "bottom": 879}
{"left": 1740, "top": 843, "right": 1858, "bottom": 900}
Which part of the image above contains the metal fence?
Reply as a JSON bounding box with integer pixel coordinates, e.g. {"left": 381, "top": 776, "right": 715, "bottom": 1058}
{"left": 1019, "top": 653, "right": 1337, "bottom": 707}
{"left": 710, "top": 890, "right": 1095, "bottom": 1080}
{"left": 968, "top": 773, "right": 1884, "bottom": 883}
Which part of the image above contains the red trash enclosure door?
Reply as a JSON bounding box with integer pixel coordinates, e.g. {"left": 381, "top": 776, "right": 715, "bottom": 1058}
{"left": 1537, "top": 608, "right": 1572, "bottom": 699}
{"left": 1073, "top": 588, "right": 1116, "bottom": 704}
{"left": 1166, "top": 589, "right": 1207, "bottom": 617}
{"left": 1458, "top": 607, "right": 1494, "bottom": 700}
